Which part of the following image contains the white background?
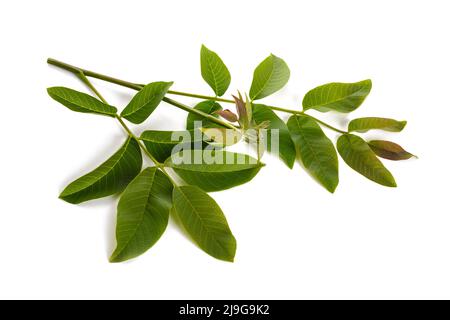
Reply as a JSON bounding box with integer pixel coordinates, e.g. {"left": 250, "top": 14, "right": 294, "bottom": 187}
{"left": 0, "top": 0, "right": 449, "bottom": 299}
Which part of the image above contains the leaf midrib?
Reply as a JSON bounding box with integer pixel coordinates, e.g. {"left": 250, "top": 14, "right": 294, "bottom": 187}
{"left": 252, "top": 58, "right": 275, "bottom": 100}
{"left": 55, "top": 88, "right": 116, "bottom": 115}
{"left": 206, "top": 53, "right": 220, "bottom": 96}
{"left": 112, "top": 169, "right": 157, "bottom": 260}
{"left": 176, "top": 187, "right": 231, "bottom": 256}
{"left": 123, "top": 92, "right": 159, "bottom": 117}
{"left": 293, "top": 116, "right": 330, "bottom": 182}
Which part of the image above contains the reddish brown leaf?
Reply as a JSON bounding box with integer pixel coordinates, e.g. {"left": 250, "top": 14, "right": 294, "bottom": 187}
{"left": 232, "top": 92, "right": 249, "bottom": 128}
{"left": 368, "top": 140, "right": 416, "bottom": 161}
{"left": 215, "top": 109, "right": 238, "bottom": 122}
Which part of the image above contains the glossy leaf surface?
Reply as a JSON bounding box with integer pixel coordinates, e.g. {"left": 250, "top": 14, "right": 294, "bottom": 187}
{"left": 172, "top": 185, "right": 236, "bottom": 262}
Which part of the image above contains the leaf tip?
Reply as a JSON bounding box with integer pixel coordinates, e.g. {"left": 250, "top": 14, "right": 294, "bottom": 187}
{"left": 58, "top": 195, "right": 77, "bottom": 205}
{"left": 326, "top": 182, "right": 339, "bottom": 194}
{"left": 227, "top": 257, "right": 235, "bottom": 263}
{"left": 384, "top": 176, "right": 397, "bottom": 188}
{"left": 399, "top": 120, "right": 407, "bottom": 130}
{"left": 108, "top": 255, "right": 121, "bottom": 264}
{"left": 220, "top": 251, "right": 236, "bottom": 263}
{"left": 109, "top": 249, "right": 126, "bottom": 263}
{"left": 363, "top": 79, "right": 372, "bottom": 86}
{"left": 47, "top": 87, "right": 57, "bottom": 97}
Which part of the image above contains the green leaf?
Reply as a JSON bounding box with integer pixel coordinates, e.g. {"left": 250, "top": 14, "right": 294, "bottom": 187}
{"left": 249, "top": 54, "right": 290, "bottom": 100}
{"left": 287, "top": 115, "right": 339, "bottom": 193}
{"left": 165, "top": 150, "right": 263, "bottom": 192}
{"left": 337, "top": 134, "right": 396, "bottom": 187}
{"left": 140, "top": 130, "right": 204, "bottom": 163}
{"left": 172, "top": 185, "right": 236, "bottom": 262}
{"left": 348, "top": 117, "right": 407, "bottom": 133}
{"left": 186, "top": 100, "right": 224, "bottom": 130}
{"left": 302, "top": 80, "right": 372, "bottom": 113}
{"left": 200, "top": 45, "right": 231, "bottom": 96}
{"left": 60, "top": 137, "right": 142, "bottom": 204}
{"left": 368, "top": 140, "right": 416, "bottom": 161}
{"left": 110, "top": 168, "right": 173, "bottom": 263}
{"left": 252, "top": 104, "right": 296, "bottom": 168}
{"left": 121, "top": 81, "right": 173, "bottom": 124}
{"left": 47, "top": 87, "right": 117, "bottom": 117}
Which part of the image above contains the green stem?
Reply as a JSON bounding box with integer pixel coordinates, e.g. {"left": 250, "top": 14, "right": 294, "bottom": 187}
{"left": 115, "top": 115, "right": 176, "bottom": 183}
{"left": 119, "top": 119, "right": 176, "bottom": 184}
{"left": 166, "top": 90, "right": 234, "bottom": 103}
{"left": 48, "top": 58, "right": 143, "bottom": 91}
{"left": 76, "top": 72, "right": 107, "bottom": 104}
{"left": 47, "top": 58, "right": 237, "bottom": 131}
{"left": 114, "top": 115, "right": 160, "bottom": 165}
{"left": 268, "top": 106, "right": 348, "bottom": 134}
{"left": 47, "top": 58, "right": 347, "bottom": 134}
{"left": 162, "top": 97, "right": 235, "bottom": 130}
